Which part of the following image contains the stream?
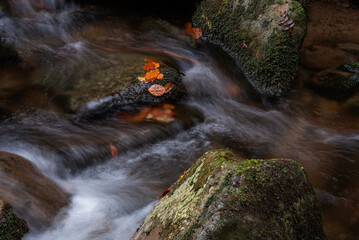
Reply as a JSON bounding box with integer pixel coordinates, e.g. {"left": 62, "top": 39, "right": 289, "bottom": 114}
{"left": 1, "top": 1, "right": 359, "bottom": 239}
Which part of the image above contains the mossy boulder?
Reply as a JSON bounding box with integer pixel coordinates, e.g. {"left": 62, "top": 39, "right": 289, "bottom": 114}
{"left": 132, "top": 150, "right": 327, "bottom": 240}
{"left": 0, "top": 200, "right": 29, "bottom": 240}
{"left": 53, "top": 53, "right": 186, "bottom": 113}
{"left": 193, "top": 0, "right": 307, "bottom": 97}
{"left": 311, "top": 61, "right": 359, "bottom": 100}
{"left": 0, "top": 152, "right": 69, "bottom": 231}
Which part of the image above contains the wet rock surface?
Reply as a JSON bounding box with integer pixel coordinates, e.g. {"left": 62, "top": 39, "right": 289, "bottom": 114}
{"left": 193, "top": 0, "right": 307, "bottom": 97}
{"left": 0, "top": 152, "right": 69, "bottom": 231}
{"left": 0, "top": 200, "right": 29, "bottom": 240}
{"left": 132, "top": 150, "right": 327, "bottom": 240}
{"left": 53, "top": 53, "right": 186, "bottom": 113}
{"left": 298, "top": 1, "right": 359, "bottom": 100}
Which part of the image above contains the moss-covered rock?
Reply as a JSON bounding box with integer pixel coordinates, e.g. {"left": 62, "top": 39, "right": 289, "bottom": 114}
{"left": 0, "top": 152, "right": 69, "bottom": 231}
{"left": 193, "top": 0, "right": 307, "bottom": 97}
{"left": 0, "top": 200, "right": 29, "bottom": 240}
{"left": 132, "top": 150, "right": 327, "bottom": 240}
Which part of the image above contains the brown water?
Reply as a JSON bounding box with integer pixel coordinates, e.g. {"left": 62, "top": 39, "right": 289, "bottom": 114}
{"left": 0, "top": 1, "right": 358, "bottom": 239}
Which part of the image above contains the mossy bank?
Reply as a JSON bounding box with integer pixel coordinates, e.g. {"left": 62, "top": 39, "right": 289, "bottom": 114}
{"left": 193, "top": 0, "right": 307, "bottom": 97}
{"left": 132, "top": 150, "right": 327, "bottom": 240}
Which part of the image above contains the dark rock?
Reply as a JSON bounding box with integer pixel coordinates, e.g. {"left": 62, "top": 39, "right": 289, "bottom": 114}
{"left": 192, "top": 0, "right": 307, "bottom": 97}
{"left": 132, "top": 150, "right": 327, "bottom": 240}
{"left": 0, "top": 152, "right": 69, "bottom": 231}
{"left": 311, "top": 61, "right": 359, "bottom": 100}
{"left": 0, "top": 200, "right": 29, "bottom": 240}
{"left": 52, "top": 53, "right": 186, "bottom": 114}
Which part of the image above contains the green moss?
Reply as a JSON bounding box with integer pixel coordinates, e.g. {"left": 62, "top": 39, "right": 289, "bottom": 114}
{"left": 0, "top": 201, "right": 29, "bottom": 240}
{"left": 193, "top": 0, "right": 307, "bottom": 97}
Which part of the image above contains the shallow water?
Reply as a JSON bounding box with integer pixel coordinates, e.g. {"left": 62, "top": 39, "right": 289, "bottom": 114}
{"left": 1, "top": 0, "right": 359, "bottom": 239}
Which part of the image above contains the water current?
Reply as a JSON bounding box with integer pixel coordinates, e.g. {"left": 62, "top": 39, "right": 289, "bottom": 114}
{"left": 0, "top": 1, "right": 359, "bottom": 239}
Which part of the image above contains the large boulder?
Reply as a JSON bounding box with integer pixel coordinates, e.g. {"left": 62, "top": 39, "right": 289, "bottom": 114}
{"left": 0, "top": 152, "right": 69, "bottom": 231}
{"left": 43, "top": 53, "right": 186, "bottom": 114}
{"left": 0, "top": 200, "right": 29, "bottom": 240}
{"left": 132, "top": 150, "right": 327, "bottom": 240}
{"left": 193, "top": 0, "right": 307, "bottom": 97}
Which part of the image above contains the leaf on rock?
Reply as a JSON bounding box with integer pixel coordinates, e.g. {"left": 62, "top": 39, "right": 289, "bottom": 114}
{"left": 148, "top": 84, "right": 166, "bottom": 96}
{"left": 143, "top": 62, "right": 160, "bottom": 71}
{"left": 192, "top": 27, "right": 203, "bottom": 40}
{"left": 157, "top": 73, "right": 164, "bottom": 80}
{"left": 137, "top": 76, "right": 146, "bottom": 82}
{"left": 145, "top": 58, "right": 159, "bottom": 63}
{"left": 157, "top": 189, "right": 170, "bottom": 200}
{"left": 145, "top": 69, "right": 160, "bottom": 82}
{"left": 185, "top": 22, "right": 203, "bottom": 40}
{"left": 164, "top": 83, "right": 174, "bottom": 93}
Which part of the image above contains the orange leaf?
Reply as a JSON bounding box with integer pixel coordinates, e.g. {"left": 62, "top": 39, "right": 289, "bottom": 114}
{"left": 145, "top": 58, "right": 159, "bottom": 63}
{"left": 185, "top": 22, "right": 193, "bottom": 35}
{"left": 143, "top": 62, "right": 157, "bottom": 71}
{"left": 145, "top": 69, "right": 160, "bottom": 82}
{"left": 163, "top": 103, "right": 175, "bottom": 110}
{"left": 109, "top": 144, "right": 118, "bottom": 158}
{"left": 164, "top": 83, "right": 174, "bottom": 93}
{"left": 157, "top": 73, "right": 164, "bottom": 80}
{"left": 157, "top": 189, "right": 170, "bottom": 200}
{"left": 192, "top": 27, "right": 203, "bottom": 40}
{"left": 148, "top": 84, "right": 166, "bottom": 96}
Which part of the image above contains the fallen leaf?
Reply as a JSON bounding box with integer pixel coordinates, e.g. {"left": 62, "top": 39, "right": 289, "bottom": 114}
{"left": 148, "top": 84, "right": 166, "bottom": 96}
{"left": 157, "top": 73, "right": 164, "bottom": 80}
{"left": 185, "top": 22, "right": 193, "bottom": 35}
{"left": 145, "top": 69, "right": 160, "bottom": 82}
{"left": 174, "top": 171, "right": 187, "bottom": 184}
{"left": 192, "top": 27, "right": 203, "bottom": 39}
{"left": 109, "top": 144, "right": 118, "bottom": 158}
{"left": 164, "top": 83, "right": 174, "bottom": 93}
{"left": 145, "top": 58, "right": 159, "bottom": 63}
{"left": 143, "top": 62, "right": 160, "bottom": 71}
{"left": 242, "top": 40, "right": 248, "bottom": 48}
{"left": 137, "top": 76, "right": 146, "bottom": 82}
{"left": 163, "top": 103, "right": 175, "bottom": 110}
{"left": 157, "top": 188, "right": 170, "bottom": 200}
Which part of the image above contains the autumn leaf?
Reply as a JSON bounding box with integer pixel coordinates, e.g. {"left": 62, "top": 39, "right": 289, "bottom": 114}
{"left": 145, "top": 58, "right": 159, "bottom": 63}
{"left": 157, "top": 73, "right": 164, "bottom": 80}
{"left": 185, "top": 22, "right": 203, "bottom": 40}
{"left": 137, "top": 76, "right": 146, "bottom": 82}
{"left": 192, "top": 27, "right": 203, "bottom": 40}
{"left": 109, "top": 144, "right": 118, "bottom": 158}
{"left": 148, "top": 84, "right": 166, "bottom": 96}
{"left": 145, "top": 69, "right": 160, "bottom": 82}
{"left": 174, "top": 171, "right": 187, "bottom": 184}
{"left": 163, "top": 103, "right": 175, "bottom": 110}
{"left": 164, "top": 83, "right": 174, "bottom": 93}
{"left": 143, "top": 62, "right": 160, "bottom": 71}
{"left": 157, "top": 189, "right": 170, "bottom": 200}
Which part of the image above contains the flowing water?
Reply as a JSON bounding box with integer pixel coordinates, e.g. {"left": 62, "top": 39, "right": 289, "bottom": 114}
{"left": 1, "top": 1, "right": 359, "bottom": 239}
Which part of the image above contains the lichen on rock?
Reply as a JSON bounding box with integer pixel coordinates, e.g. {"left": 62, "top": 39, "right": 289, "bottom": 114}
{"left": 132, "top": 150, "right": 327, "bottom": 240}
{"left": 0, "top": 200, "right": 29, "bottom": 240}
{"left": 192, "top": 0, "right": 307, "bottom": 98}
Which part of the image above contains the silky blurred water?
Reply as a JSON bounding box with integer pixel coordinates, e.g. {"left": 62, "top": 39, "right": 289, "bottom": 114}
{"left": 0, "top": 1, "right": 359, "bottom": 239}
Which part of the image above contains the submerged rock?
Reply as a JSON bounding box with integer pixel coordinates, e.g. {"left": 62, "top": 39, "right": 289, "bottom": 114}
{"left": 132, "top": 150, "right": 327, "bottom": 240}
{"left": 0, "top": 152, "right": 69, "bottom": 231}
{"left": 193, "top": 0, "right": 307, "bottom": 98}
{"left": 0, "top": 200, "right": 29, "bottom": 240}
{"left": 311, "top": 61, "right": 359, "bottom": 100}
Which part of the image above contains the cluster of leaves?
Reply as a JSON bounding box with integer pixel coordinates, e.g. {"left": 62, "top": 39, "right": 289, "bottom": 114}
{"left": 137, "top": 59, "right": 175, "bottom": 97}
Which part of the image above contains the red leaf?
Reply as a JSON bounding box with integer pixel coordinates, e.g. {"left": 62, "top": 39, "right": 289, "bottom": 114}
{"left": 157, "top": 189, "right": 170, "bottom": 200}
{"left": 110, "top": 144, "right": 118, "bottom": 158}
